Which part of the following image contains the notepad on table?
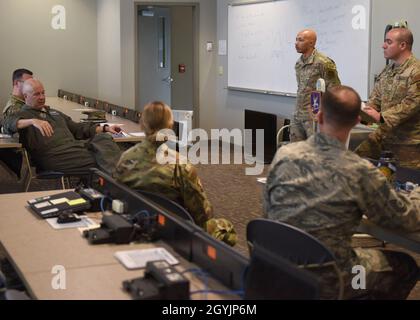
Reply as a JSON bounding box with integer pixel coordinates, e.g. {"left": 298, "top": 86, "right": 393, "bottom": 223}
{"left": 114, "top": 248, "right": 179, "bottom": 270}
{"left": 128, "top": 132, "right": 146, "bottom": 137}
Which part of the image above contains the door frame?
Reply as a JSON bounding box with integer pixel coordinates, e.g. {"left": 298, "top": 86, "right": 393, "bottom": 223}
{"left": 134, "top": 2, "right": 199, "bottom": 129}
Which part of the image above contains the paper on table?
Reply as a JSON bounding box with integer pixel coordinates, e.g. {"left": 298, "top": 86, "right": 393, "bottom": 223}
{"left": 112, "top": 131, "right": 130, "bottom": 138}
{"left": 99, "top": 123, "right": 124, "bottom": 127}
{"left": 46, "top": 216, "right": 100, "bottom": 230}
{"left": 128, "top": 132, "right": 146, "bottom": 137}
{"left": 257, "top": 177, "right": 267, "bottom": 184}
{"left": 114, "top": 248, "right": 179, "bottom": 270}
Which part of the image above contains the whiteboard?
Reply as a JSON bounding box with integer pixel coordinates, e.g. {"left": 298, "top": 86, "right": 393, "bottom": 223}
{"left": 228, "top": 0, "right": 371, "bottom": 100}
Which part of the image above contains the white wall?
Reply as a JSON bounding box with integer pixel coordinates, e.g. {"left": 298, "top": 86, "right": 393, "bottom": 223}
{"left": 370, "top": 0, "right": 420, "bottom": 86}
{"left": 215, "top": 0, "right": 420, "bottom": 132}
{"left": 97, "top": 0, "right": 122, "bottom": 104}
{"left": 96, "top": 0, "right": 218, "bottom": 131}
{"left": 0, "top": 0, "right": 98, "bottom": 107}
{"left": 216, "top": 0, "right": 297, "bottom": 132}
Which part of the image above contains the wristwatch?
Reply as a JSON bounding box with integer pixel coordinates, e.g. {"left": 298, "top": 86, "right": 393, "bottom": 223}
{"left": 102, "top": 124, "right": 109, "bottom": 133}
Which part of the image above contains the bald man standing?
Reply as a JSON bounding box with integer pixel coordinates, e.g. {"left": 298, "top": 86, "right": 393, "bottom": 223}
{"left": 292, "top": 29, "right": 341, "bottom": 142}
{"left": 356, "top": 28, "right": 420, "bottom": 169}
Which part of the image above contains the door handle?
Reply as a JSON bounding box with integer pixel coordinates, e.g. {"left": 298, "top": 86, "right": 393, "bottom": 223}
{"left": 162, "top": 76, "right": 174, "bottom": 84}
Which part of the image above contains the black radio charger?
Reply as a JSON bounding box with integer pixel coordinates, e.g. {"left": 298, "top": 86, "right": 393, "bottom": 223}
{"left": 123, "top": 260, "right": 190, "bottom": 300}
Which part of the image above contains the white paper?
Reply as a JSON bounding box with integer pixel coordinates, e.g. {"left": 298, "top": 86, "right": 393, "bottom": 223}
{"left": 218, "top": 40, "right": 227, "bottom": 55}
{"left": 99, "top": 123, "right": 124, "bottom": 127}
{"left": 257, "top": 177, "right": 267, "bottom": 184}
{"left": 114, "top": 248, "right": 179, "bottom": 270}
{"left": 128, "top": 132, "right": 146, "bottom": 137}
{"left": 112, "top": 131, "right": 130, "bottom": 138}
{"left": 35, "top": 201, "right": 52, "bottom": 209}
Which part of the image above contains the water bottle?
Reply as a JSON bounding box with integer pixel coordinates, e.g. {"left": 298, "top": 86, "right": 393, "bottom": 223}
{"left": 377, "top": 151, "right": 397, "bottom": 184}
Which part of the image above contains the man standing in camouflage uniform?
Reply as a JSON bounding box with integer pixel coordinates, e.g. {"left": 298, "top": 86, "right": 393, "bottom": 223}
{"left": 4, "top": 79, "right": 122, "bottom": 175}
{"left": 1, "top": 69, "right": 33, "bottom": 134}
{"left": 264, "top": 85, "right": 419, "bottom": 299}
{"left": 356, "top": 28, "right": 419, "bottom": 169}
{"left": 292, "top": 29, "right": 341, "bottom": 142}
{"left": 115, "top": 101, "right": 237, "bottom": 246}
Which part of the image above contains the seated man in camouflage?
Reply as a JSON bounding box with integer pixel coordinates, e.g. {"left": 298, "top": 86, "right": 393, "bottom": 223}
{"left": 4, "top": 79, "right": 122, "bottom": 175}
{"left": 115, "top": 101, "right": 237, "bottom": 246}
{"left": 2, "top": 68, "right": 33, "bottom": 134}
{"left": 264, "top": 85, "right": 420, "bottom": 299}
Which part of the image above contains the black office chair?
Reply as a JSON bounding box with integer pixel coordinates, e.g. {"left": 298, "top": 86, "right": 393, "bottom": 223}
{"left": 23, "top": 149, "right": 89, "bottom": 192}
{"left": 0, "top": 148, "right": 24, "bottom": 179}
{"left": 244, "top": 242, "right": 320, "bottom": 300}
{"left": 135, "top": 189, "right": 195, "bottom": 224}
{"left": 246, "top": 218, "right": 344, "bottom": 299}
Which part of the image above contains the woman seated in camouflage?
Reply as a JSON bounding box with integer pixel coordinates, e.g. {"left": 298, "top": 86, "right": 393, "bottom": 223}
{"left": 114, "top": 101, "right": 237, "bottom": 246}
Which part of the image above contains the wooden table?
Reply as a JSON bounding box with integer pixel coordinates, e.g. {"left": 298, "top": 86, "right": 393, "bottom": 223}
{"left": 0, "top": 190, "right": 235, "bottom": 300}
{"left": 45, "top": 97, "right": 144, "bottom": 143}
{"left": 0, "top": 137, "right": 21, "bottom": 149}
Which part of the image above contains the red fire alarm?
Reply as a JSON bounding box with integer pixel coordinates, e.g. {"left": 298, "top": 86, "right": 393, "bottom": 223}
{"left": 179, "top": 64, "right": 186, "bottom": 73}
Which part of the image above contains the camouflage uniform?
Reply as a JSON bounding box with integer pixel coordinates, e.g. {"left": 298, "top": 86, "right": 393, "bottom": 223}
{"left": 264, "top": 132, "right": 420, "bottom": 299}
{"left": 356, "top": 55, "right": 420, "bottom": 169}
{"left": 292, "top": 49, "right": 341, "bottom": 141}
{"left": 2, "top": 95, "right": 26, "bottom": 134}
{"left": 4, "top": 105, "right": 121, "bottom": 175}
{"left": 115, "top": 140, "right": 237, "bottom": 246}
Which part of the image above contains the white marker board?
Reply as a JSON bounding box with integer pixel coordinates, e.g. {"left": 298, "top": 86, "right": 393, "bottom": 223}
{"left": 228, "top": 0, "right": 371, "bottom": 100}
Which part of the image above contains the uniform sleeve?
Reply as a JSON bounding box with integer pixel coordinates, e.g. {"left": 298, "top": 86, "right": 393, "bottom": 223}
{"left": 359, "top": 163, "right": 420, "bottom": 232}
{"left": 61, "top": 111, "right": 98, "bottom": 139}
{"left": 370, "top": 70, "right": 420, "bottom": 142}
{"left": 2, "top": 110, "right": 28, "bottom": 134}
{"left": 322, "top": 59, "right": 341, "bottom": 88}
{"left": 113, "top": 147, "right": 141, "bottom": 188}
{"left": 367, "top": 77, "right": 383, "bottom": 112}
{"left": 176, "top": 163, "right": 213, "bottom": 227}
{"left": 381, "top": 70, "right": 420, "bottom": 128}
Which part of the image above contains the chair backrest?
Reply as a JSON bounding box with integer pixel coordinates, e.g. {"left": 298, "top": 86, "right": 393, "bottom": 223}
{"left": 247, "top": 218, "right": 336, "bottom": 266}
{"left": 244, "top": 242, "right": 320, "bottom": 300}
{"left": 247, "top": 218, "right": 344, "bottom": 299}
{"left": 0, "top": 148, "right": 23, "bottom": 179}
{"left": 136, "top": 189, "right": 195, "bottom": 224}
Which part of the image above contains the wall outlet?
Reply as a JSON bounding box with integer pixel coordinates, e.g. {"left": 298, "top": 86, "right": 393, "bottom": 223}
{"left": 112, "top": 110, "right": 117, "bottom": 116}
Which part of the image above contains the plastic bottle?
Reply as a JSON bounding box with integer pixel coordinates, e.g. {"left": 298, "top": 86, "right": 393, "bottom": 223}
{"left": 377, "top": 151, "right": 397, "bottom": 184}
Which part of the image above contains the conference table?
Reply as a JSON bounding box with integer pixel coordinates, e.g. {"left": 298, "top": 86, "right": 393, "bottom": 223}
{"left": 0, "top": 137, "right": 21, "bottom": 149}
{"left": 45, "top": 97, "right": 145, "bottom": 144}
{"left": 0, "top": 190, "right": 237, "bottom": 300}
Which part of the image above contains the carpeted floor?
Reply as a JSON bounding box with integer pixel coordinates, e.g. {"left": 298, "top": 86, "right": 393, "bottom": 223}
{"left": 1, "top": 142, "right": 419, "bottom": 299}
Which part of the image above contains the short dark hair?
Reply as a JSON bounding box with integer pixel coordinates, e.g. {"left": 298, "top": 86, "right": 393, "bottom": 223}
{"left": 12, "top": 68, "right": 33, "bottom": 83}
{"left": 321, "top": 86, "right": 361, "bottom": 127}
{"left": 395, "top": 28, "right": 414, "bottom": 49}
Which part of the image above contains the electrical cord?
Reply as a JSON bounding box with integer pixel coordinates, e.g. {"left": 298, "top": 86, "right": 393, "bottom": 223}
{"left": 183, "top": 266, "right": 247, "bottom": 299}
{"left": 182, "top": 268, "right": 210, "bottom": 300}
{"left": 100, "top": 196, "right": 113, "bottom": 213}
